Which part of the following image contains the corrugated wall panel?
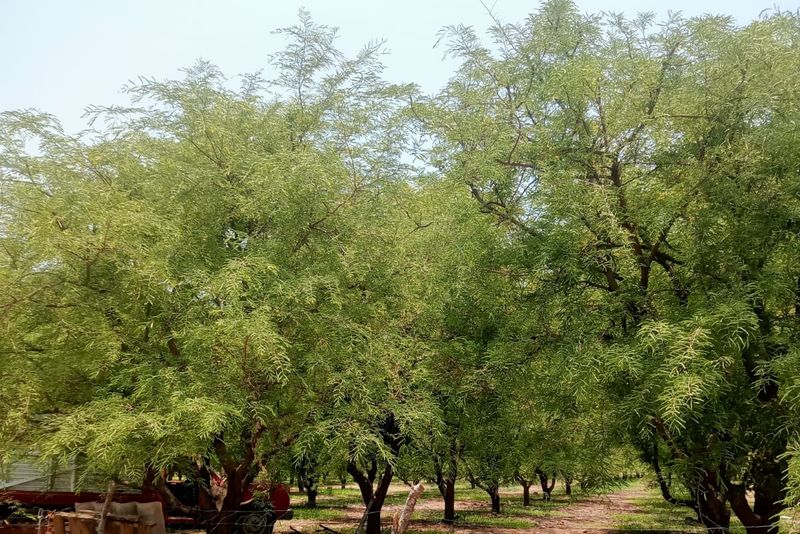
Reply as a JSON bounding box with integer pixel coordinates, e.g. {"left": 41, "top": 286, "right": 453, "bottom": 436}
{"left": 0, "top": 461, "right": 52, "bottom": 490}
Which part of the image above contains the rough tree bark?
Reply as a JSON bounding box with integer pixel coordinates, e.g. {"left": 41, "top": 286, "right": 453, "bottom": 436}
{"left": 349, "top": 459, "right": 393, "bottom": 534}
{"left": 435, "top": 466, "right": 456, "bottom": 524}
{"left": 536, "top": 470, "right": 555, "bottom": 502}
{"left": 514, "top": 473, "right": 533, "bottom": 506}
{"left": 202, "top": 424, "right": 264, "bottom": 534}
{"left": 348, "top": 414, "right": 404, "bottom": 534}
{"left": 486, "top": 485, "right": 501, "bottom": 514}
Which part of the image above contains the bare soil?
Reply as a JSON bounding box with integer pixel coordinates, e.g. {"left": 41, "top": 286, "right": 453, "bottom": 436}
{"left": 274, "top": 482, "right": 677, "bottom": 534}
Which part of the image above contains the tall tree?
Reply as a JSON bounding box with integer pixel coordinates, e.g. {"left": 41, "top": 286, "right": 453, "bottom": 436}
{"left": 0, "top": 11, "right": 416, "bottom": 534}
{"left": 424, "top": 2, "right": 800, "bottom": 532}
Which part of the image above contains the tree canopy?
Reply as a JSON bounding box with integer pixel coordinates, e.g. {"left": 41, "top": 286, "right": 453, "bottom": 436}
{"left": 421, "top": 2, "right": 800, "bottom": 531}
{"left": 2, "top": 3, "right": 800, "bottom": 534}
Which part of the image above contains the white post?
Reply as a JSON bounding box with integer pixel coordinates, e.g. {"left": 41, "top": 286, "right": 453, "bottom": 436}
{"left": 96, "top": 481, "right": 116, "bottom": 534}
{"left": 391, "top": 483, "right": 424, "bottom": 534}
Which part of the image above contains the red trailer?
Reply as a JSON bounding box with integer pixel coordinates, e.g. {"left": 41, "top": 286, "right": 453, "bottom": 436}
{"left": 0, "top": 458, "right": 290, "bottom": 534}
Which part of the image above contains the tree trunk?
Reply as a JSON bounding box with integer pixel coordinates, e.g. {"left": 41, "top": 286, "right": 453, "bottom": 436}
{"left": 306, "top": 478, "right": 318, "bottom": 509}
{"left": 438, "top": 477, "right": 456, "bottom": 524}
{"left": 392, "top": 483, "right": 424, "bottom": 534}
{"left": 564, "top": 478, "right": 572, "bottom": 496}
{"left": 298, "top": 457, "right": 320, "bottom": 509}
{"left": 205, "top": 469, "right": 245, "bottom": 534}
{"left": 537, "top": 471, "right": 555, "bottom": 502}
{"left": 435, "top": 453, "right": 458, "bottom": 525}
{"left": 696, "top": 478, "right": 730, "bottom": 534}
{"left": 728, "top": 311, "right": 789, "bottom": 534}
{"left": 202, "top": 424, "right": 266, "bottom": 534}
{"left": 698, "top": 495, "right": 730, "bottom": 533}
{"left": 366, "top": 466, "right": 392, "bottom": 534}
{"left": 515, "top": 473, "right": 533, "bottom": 507}
{"left": 751, "top": 477, "right": 784, "bottom": 534}
{"left": 349, "top": 460, "right": 393, "bottom": 534}
{"left": 195, "top": 463, "right": 216, "bottom": 512}
{"left": 143, "top": 467, "right": 197, "bottom": 516}
{"left": 747, "top": 444, "right": 786, "bottom": 534}
{"left": 647, "top": 439, "right": 698, "bottom": 523}
{"left": 728, "top": 475, "right": 785, "bottom": 534}
{"left": 486, "top": 486, "right": 500, "bottom": 514}
{"left": 96, "top": 482, "right": 116, "bottom": 534}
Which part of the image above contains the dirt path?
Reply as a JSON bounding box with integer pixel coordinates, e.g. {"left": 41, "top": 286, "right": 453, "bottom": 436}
{"left": 274, "top": 482, "right": 680, "bottom": 534}
{"left": 525, "top": 484, "right": 655, "bottom": 533}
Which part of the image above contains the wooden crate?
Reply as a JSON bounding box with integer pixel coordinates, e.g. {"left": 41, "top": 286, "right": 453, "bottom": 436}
{"left": 50, "top": 512, "right": 154, "bottom": 534}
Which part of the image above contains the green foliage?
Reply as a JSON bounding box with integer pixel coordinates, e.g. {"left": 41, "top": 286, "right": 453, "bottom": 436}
{"left": 423, "top": 0, "right": 800, "bottom": 527}
{"left": 0, "top": 11, "right": 428, "bottom": 494}
{"left": 2, "top": 4, "right": 800, "bottom": 532}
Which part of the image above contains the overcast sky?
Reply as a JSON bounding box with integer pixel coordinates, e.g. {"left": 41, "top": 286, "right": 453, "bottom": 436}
{"left": 1, "top": 0, "right": 790, "bottom": 134}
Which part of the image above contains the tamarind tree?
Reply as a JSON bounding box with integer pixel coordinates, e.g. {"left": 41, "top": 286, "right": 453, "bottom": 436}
{"left": 0, "top": 11, "right": 421, "bottom": 534}
{"left": 3, "top": 4, "right": 800, "bottom": 534}
{"left": 423, "top": 2, "right": 800, "bottom": 532}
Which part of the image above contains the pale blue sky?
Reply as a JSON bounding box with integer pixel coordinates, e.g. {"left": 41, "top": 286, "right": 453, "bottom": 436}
{"left": 1, "top": 0, "right": 788, "bottom": 134}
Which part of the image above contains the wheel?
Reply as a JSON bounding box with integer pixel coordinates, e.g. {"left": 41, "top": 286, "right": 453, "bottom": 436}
{"left": 236, "top": 511, "right": 274, "bottom": 534}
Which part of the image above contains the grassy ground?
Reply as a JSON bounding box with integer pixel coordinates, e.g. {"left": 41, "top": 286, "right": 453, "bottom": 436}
{"left": 608, "top": 485, "right": 800, "bottom": 533}
{"left": 612, "top": 492, "right": 706, "bottom": 532}
{"left": 281, "top": 481, "right": 586, "bottom": 533}
{"left": 283, "top": 479, "right": 800, "bottom": 533}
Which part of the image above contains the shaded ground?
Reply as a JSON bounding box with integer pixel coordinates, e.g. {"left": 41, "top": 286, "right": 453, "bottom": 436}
{"left": 274, "top": 480, "right": 707, "bottom": 534}
{"left": 6, "top": 479, "right": 796, "bottom": 534}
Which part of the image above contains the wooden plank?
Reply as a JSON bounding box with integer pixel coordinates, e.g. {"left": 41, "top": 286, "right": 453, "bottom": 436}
{"left": 54, "top": 512, "right": 141, "bottom": 523}
{"left": 51, "top": 514, "right": 66, "bottom": 534}
{"left": 68, "top": 516, "right": 93, "bottom": 534}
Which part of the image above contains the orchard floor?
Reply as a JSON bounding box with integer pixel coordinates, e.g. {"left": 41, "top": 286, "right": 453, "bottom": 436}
{"left": 273, "top": 480, "right": 716, "bottom": 534}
